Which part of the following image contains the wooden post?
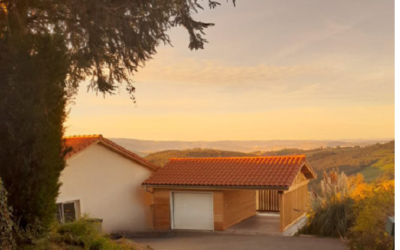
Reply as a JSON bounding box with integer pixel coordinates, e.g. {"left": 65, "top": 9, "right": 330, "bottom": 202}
{"left": 279, "top": 191, "right": 284, "bottom": 232}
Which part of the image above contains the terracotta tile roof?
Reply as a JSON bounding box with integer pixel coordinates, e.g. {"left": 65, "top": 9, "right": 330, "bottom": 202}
{"left": 143, "top": 156, "right": 316, "bottom": 188}
{"left": 63, "top": 135, "right": 159, "bottom": 171}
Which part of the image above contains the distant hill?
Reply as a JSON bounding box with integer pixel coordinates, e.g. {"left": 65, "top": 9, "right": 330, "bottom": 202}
{"left": 257, "top": 141, "right": 394, "bottom": 181}
{"left": 144, "top": 141, "right": 394, "bottom": 182}
{"left": 145, "top": 148, "right": 255, "bottom": 167}
{"left": 110, "top": 138, "right": 390, "bottom": 155}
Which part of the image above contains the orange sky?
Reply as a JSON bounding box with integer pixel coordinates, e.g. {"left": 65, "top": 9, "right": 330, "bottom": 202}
{"left": 65, "top": 0, "right": 394, "bottom": 141}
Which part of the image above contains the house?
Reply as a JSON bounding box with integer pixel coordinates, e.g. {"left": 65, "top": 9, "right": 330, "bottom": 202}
{"left": 57, "top": 135, "right": 159, "bottom": 232}
{"left": 142, "top": 155, "right": 316, "bottom": 232}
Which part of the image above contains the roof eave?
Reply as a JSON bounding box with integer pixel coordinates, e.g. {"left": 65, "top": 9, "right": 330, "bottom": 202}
{"left": 97, "top": 140, "right": 159, "bottom": 171}
{"left": 303, "top": 160, "right": 317, "bottom": 179}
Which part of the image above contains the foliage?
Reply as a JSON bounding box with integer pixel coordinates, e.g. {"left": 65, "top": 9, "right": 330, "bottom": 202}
{"left": 302, "top": 170, "right": 357, "bottom": 237}
{"left": 0, "top": 0, "right": 235, "bottom": 100}
{"left": 0, "top": 179, "right": 15, "bottom": 250}
{"left": 301, "top": 198, "right": 354, "bottom": 238}
{"left": 0, "top": 0, "right": 234, "bottom": 243}
{"left": 0, "top": 33, "right": 70, "bottom": 239}
{"left": 20, "top": 217, "right": 150, "bottom": 250}
{"left": 347, "top": 181, "right": 394, "bottom": 250}
{"left": 301, "top": 170, "right": 394, "bottom": 250}
{"left": 319, "top": 169, "right": 351, "bottom": 200}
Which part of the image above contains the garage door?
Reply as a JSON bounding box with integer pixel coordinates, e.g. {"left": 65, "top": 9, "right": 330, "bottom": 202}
{"left": 172, "top": 192, "right": 214, "bottom": 230}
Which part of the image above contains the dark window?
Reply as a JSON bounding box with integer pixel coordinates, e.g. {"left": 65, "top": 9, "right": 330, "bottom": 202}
{"left": 63, "top": 202, "right": 76, "bottom": 222}
{"left": 56, "top": 200, "right": 80, "bottom": 223}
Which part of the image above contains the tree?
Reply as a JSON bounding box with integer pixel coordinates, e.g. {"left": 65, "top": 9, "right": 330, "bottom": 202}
{"left": 0, "top": 178, "right": 15, "bottom": 250}
{"left": 0, "top": 0, "right": 235, "bottom": 240}
{"left": 0, "top": 33, "right": 69, "bottom": 239}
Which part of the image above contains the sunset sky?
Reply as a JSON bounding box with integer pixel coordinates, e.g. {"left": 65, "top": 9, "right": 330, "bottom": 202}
{"left": 65, "top": 0, "right": 394, "bottom": 141}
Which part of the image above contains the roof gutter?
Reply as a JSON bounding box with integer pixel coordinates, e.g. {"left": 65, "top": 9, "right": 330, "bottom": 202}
{"left": 142, "top": 184, "right": 288, "bottom": 191}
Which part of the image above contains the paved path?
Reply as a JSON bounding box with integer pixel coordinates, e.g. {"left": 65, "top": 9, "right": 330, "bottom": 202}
{"left": 133, "top": 234, "right": 348, "bottom": 250}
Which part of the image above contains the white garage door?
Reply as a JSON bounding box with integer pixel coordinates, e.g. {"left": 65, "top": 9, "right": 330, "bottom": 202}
{"left": 172, "top": 192, "right": 214, "bottom": 230}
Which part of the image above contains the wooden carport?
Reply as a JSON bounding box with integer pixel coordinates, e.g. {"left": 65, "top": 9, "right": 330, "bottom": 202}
{"left": 257, "top": 165, "right": 314, "bottom": 231}
{"left": 143, "top": 156, "right": 316, "bottom": 232}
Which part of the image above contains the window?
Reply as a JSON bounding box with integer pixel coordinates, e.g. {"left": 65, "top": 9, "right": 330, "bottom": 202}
{"left": 56, "top": 200, "right": 80, "bottom": 223}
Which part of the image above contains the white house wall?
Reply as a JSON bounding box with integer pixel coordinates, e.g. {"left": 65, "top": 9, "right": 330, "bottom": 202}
{"left": 57, "top": 143, "right": 153, "bottom": 232}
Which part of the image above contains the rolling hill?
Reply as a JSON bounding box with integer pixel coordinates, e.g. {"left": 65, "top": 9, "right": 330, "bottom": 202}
{"left": 144, "top": 141, "right": 394, "bottom": 181}
{"left": 110, "top": 138, "right": 389, "bottom": 154}
{"left": 144, "top": 148, "right": 255, "bottom": 167}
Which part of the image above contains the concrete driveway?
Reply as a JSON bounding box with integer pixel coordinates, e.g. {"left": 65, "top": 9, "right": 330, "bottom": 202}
{"left": 133, "top": 234, "right": 348, "bottom": 250}
{"left": 225, "top": 212, "right": 307, "bottom": 236}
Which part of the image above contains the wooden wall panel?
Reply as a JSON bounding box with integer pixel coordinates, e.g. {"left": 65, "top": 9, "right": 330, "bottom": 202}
{"left": 257, "top": 190, "right": 280, "bottom": 211}
{"left": 213, "top": 191, "right": 224, "bottom": 230}
{"left": 153, "top": 189, "right": 171, "bottom": 230}
{"left": 222, "top": 190, "right": 256, "bottom": 230}
{"left": 292, "top": 172, "right": 308, "bottom": 186}
{"left": 279, "top": 183, "right": 308, "bottom": 232}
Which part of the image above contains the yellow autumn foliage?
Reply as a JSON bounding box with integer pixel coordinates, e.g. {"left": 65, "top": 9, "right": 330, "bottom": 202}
{"left": 305, "top": 169, "right": 394, "bottom": 249}
{"left": 350, "top": 179, "right": 394, "bottom": 202}
{"left": 0, "top": 2, "right": 6, "bottom": 15}
{"left": 348, "top": 180, "right": 394, "bottom": 250}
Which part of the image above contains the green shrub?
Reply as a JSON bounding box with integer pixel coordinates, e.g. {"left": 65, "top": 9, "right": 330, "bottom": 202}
{"left": 0, "top": 178, "right": 15, "bottom": 250}
{"left": 301, "top": 197, "right": 354, "bottom": 237}
{"left": 301, "top": 169, "right": 356, "bottom": 237}
{"left": 50, "top": 217, "right": 138, "bottom": 250}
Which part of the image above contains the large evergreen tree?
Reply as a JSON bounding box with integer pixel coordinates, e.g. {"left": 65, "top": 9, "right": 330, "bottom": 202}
{"left": 0, "top": 0, "right": 234, "bottom": 239}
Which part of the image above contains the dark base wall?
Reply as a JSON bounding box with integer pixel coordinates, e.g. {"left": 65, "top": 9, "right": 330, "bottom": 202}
{"left": 152, "top": 188, "right": 256, "bottom": 231}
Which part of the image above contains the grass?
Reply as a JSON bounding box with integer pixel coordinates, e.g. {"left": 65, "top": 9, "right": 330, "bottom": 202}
{"left": 358, "top": 166, "right": 384, "bottom": 182}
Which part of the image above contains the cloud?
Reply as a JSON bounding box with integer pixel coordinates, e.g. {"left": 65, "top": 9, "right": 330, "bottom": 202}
{"left": 134, "top": 58, "right": 326, "bottom": 89}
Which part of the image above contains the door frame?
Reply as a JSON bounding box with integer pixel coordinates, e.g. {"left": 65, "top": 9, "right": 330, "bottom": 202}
{"left": 170, "top": 191, "right": 214, "bottom": 231}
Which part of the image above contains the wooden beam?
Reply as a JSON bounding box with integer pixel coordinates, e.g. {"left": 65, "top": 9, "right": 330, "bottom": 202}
{"left": 285, "top": 180, "right": 309, "bottom": 193}
{"left": 279, "top": 191, "right": 284, "bottom": 232}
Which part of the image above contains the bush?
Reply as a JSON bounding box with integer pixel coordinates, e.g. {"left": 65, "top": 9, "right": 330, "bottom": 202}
{"left": 301, "top": 170, "right": 395, "bottom": 250}
{"left": 0, "top": 178, "right": 15, "bottom": 250}
{"left": 48, "top": 217, "right": 140, "bottom": 250}
{"left": 301, "top": 197, "right": 354, "bottom": 237}
{"left": 347, "top": 181, "right": 394, "bottom": 250}
{"left": 301, "top": 169, "right": 356, "bottom": 237}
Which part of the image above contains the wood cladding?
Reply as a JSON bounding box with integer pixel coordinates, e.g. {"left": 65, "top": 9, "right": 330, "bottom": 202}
{"left": 223, "top": 190, "right": 256, "bottom": 230}
{"left": 257, "top": 172, "right": 307, "bottom": 212}
{"left": 292, "top": 171, "right": 308, "bottom": 186}
{"left": 153, "top": 189, "right": 171, "bottom": 230}
{"left": 213, "top": 192, "right": 224, "bottom": 230}
{"left": 257, "top": 190, "right": 280, "bottom": 212}
{"left": 279, "top": 182, "right": 308, "bottom": 231}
